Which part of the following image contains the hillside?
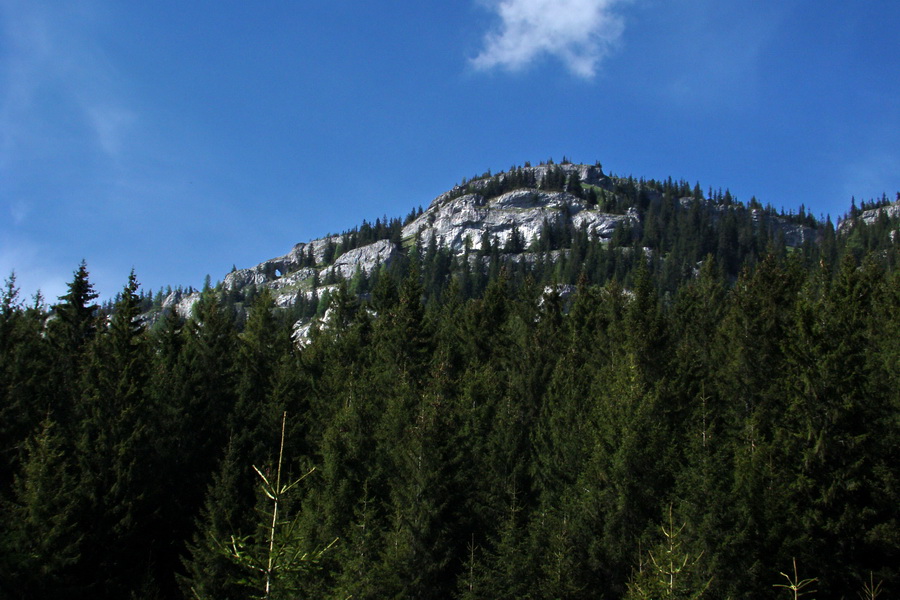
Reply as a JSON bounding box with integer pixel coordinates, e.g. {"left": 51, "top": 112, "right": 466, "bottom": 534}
{"left": 2, "top": 161, "right": 899, "bottom": 599}
{"left": 157, "top": 161, "right": 851, "bottom": 324}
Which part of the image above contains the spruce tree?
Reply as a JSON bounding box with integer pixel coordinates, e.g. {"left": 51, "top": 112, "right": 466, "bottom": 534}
{"left": 1, "top": 418, "right": 82, "bottom": 599}
{"left": 0, "top": 275, "right": 55, "bottom": 491}
{"left": 47, "top": 261, "right": 100, "bottom": 428}
{"left": 776, "top": 255, "right": 899, "bottom": 596}
{"left": 716, "top": 254, "right": 805, "bottom": 597}
{"left": 51, "top": 260, "right": 99, "bottom": 353}
{"left": 71, "top": 270, "right": 163, "bottom": 598}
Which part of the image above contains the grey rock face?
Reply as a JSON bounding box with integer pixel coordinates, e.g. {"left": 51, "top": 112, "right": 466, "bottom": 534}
{"left": 216, "top": 163, "right": 834, "bottom": 321}
{"left": 223, "top": 237, "right": 341, "bottom": 292}
{"left": 747, "top": 208, "right": 816, "bottom": 246}
{"left": 221, "top": 165, "right": 623, "bottom": 310}
{"left": 527, "top": 163, "right": 607, "bottom": 188}
{"left": 402, "top": 189, "right": 634, "bottom": 254}
{"left": 425, "top": 163, "right": 609, "bottom": 210}
{"left": 838, "top": 201, "right": 900, "bottom": 234}
{"left": 161, "top": 290, "right": 200, "bottom": 318}
{"left": 857, "top": 202, "right": 900, "bottom": 226}
{"left": 325, "top": 239, "right": 399, "bottom": 280}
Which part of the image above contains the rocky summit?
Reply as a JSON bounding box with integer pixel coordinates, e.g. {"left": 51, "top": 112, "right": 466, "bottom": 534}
{"left": 161, "top": 161, "right": 884, "bottom": 318}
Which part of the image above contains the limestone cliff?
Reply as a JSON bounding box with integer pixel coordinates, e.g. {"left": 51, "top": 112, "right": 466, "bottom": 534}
{"left": 189, "top": 162, "right": 827, "bottom": 316}
{"left": 838, "top": 200, "right": 900, "bottom": 237}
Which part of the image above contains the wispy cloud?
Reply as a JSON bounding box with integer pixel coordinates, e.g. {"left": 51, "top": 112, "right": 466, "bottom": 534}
{"left": 841, "top": 152, "right": 900, "bottom": 204}
{"left": 9, "top": 198, "right": 30, "bottom": 226}
{"left": 651, "top": 2, "right": 788, "bottom": 111}
{"left": 0, "top": 235, "right": 68, "bottom": 303}
{"left": 472, "top": 0, "right": 628, "bottom": 78}
{"left": 0, "top": 0, "right": 140, "bottom": 301}
{"left": 87, "top": 104, "right": 136, "bottom": 158}
{"left": 0, "top": 0, "right": 135, "bottom": 168}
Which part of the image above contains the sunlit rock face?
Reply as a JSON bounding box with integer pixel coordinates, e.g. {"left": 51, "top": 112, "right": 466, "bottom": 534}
{"left": 161, "top": 290, "right": 200, "bottom": 318}
{"left": 222, "top": 165, "right": 628, "bottom": 309}
{"left": 211, "top": 162, "right": 833, "bottom": 325}
{"left": 400, "top": 189, "right": 635, "bottom": 254}
{"left": 324, "top": 239, "right": 399, "bottom": 281}
{"left": 837, "top": 200, "right": 900, "bottom": 235}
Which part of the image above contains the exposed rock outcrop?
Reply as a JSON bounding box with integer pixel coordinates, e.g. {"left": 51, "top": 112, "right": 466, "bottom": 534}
{"left": 161, "top": 290, "right": 201, "bottom": 318}
{"left": 206, "top": 163, "right": 835, "bottom": 320}
{"left": 402, "top": 189, "right": 636, "bottom": 253}
{"left": 855, "top": 202, "right": 900, "bottom": 226}
{"left": 838, "top": 201, "right": 900, "bottom": 235}
{"left": 223, "top": 236, "right": 341, "bottom": 291}
{"left": 324, "top": 239, "right": 399, "bottom": 280}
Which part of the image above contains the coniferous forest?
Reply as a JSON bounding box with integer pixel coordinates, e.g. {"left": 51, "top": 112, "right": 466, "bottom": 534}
{"left": 1, "top": 173, "right": 899, "bottom": 599}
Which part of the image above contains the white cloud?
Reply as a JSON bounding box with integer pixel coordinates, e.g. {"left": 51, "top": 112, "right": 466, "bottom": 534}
{"left": 472, "top": 0, "right": 628, "bottom": 78}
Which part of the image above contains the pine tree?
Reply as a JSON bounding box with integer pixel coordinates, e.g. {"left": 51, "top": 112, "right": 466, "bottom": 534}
{"left": 71, "top": 270, "right": 164, "bottom": 598}
{"left": 1, "top": 418, "right": 82, "bottom": 599}
{"left": 179, "top": 440, "right": 251, "bottom": 600}
{"left": 377, "top": 387, "right": 467, "bottom": 600}
{"left": 51, "top": 260, "right": 99, "bottom": 353}
{"left": 180, "top": 289, "right": 294, "bottom": 599}
{"left": 0, "top": 274, "right": 55, "bottom": 491}
{"left": 234, "top": 288, "right": 291, "bottom": 462}
{"left": 217, "top": 413, "right": 334, "bottom": 600}
{"left": 463, "top": 490, "right": 536, "bottom": 600}
{"left": 157, "top": 284, "right": 241, "bottom": 596}
{"left": 46, "top": 261, "right": 100, "bottom": 427}
{"left": 625, "top": 506, "right": 711, "bottom": 600}
{"left": 716, "top": 254, "right": 805, "bottom": 597}
{"left": 775, "top": 255, "right": 899, "bottom": 596}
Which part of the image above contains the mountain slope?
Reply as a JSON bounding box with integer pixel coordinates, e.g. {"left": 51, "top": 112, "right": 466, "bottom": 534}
{"left": 160, "top": 161, "right": 850, "bottom": 319}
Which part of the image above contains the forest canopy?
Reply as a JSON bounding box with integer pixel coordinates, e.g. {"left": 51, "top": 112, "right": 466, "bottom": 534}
{"left": 1, "top": 182, "right": 899, "bottom": 600}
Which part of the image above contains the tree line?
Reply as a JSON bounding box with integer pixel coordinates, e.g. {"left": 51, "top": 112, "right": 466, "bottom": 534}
{"left": 0, "top": 196, "right": 899, "bottom": 599}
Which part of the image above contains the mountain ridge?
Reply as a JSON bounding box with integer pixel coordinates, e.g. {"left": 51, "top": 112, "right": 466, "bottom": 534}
{"left": 159, "top": 161, "right": 896, "bottom": 319}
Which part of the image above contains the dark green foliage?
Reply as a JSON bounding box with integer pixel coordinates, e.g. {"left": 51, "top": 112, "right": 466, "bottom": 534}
{"left": 1, "top": 419, "right": 82, "bottom": 598}
{"left": 179, "top": 440, "right": 251, "bottom": 600}
{"left": 625, "top": 506, "right": 711, "bottom": 599}
{"left": 1, "top": 183, "right": 899, "bottom": 599}
{"left": 50, "top": 260, "right": 99, "bottom": 354}
{"left": 70, "top": 271, "right": 165, "bottom": 598}
{"left": 0, "top": 275, "right": 58, "bottom": 493}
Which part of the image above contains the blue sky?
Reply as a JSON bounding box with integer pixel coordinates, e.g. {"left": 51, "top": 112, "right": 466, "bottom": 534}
{"left": 2, "top": 0, "right": 899, "bottom": 301}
